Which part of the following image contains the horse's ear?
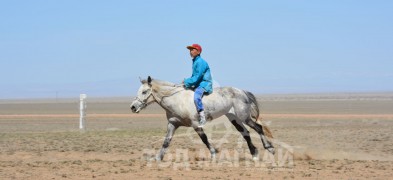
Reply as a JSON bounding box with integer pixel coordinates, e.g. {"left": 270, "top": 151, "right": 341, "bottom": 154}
{"left": 139, "top": 76, "right": 148, "bottom": 84}
{"left": 147, "top": 76, "right": 152, "bottom": 85}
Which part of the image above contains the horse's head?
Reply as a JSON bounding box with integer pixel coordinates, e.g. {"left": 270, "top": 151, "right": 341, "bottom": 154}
{"left": 130, "top": 76, "right": 155, "bottom": 113}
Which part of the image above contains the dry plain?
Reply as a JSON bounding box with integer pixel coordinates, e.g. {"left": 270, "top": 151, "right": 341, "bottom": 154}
{"left": 1, "top": 93, "right": 393, "bottom": 179}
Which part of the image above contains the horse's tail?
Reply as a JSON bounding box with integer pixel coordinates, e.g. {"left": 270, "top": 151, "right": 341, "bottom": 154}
{"left": 244, "top": 90, "right": 274, "bottom": 139}
{"left": 259, "top": 118, "right": 274, "bottom": 139}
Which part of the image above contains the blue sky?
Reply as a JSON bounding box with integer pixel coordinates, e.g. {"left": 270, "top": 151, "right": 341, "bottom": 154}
{"left": 1, "top": 1, "right": 392, "bottom": 98}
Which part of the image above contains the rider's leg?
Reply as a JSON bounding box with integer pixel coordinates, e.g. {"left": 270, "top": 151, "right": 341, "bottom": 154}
{"left": 194, "top": 87, "right": 206, "bottom": 127}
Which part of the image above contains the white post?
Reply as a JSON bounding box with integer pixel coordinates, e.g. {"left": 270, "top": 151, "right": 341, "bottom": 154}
{"left": 79, "top": 94, "right": 87, "bottom": 130}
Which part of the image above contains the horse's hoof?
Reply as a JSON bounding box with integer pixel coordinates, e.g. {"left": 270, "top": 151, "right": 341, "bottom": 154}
{"left": 267, "top": 147, "right": 275, "bottom": 155}
{"left": 211, "top": 153, "right": 216, "bottom": 159}
{"left": 210, "top": 154, "right": 216, "bottom": 162}
{"left": 252, "top": 149, "right": 259, "bottom": 161}
{"left": 155, "top": 155, "right": 162, "bottom": 162}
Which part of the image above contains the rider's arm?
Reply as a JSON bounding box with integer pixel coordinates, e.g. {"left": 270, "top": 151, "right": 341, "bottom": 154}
{"left": 184, "top": 61, "right": 206, "bottom": 88}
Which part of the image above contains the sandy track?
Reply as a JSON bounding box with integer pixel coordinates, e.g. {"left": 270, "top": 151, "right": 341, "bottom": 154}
{"left": 1, "top": 117, "right": 393, "bottom": 179}
{"left": 1, "top": 95, "right": 393, "bottom": 179}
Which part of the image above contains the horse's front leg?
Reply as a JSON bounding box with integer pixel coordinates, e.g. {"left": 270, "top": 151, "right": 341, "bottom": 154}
{"left": 156, "top": 122, "right": 178, "bottom": 161}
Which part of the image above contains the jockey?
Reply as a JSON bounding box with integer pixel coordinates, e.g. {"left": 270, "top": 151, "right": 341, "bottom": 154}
{"left": 184, "top": 44, "right": 213, "bottom": 128}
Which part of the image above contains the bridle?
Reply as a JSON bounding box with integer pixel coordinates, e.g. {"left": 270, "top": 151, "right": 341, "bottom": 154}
{"left": 133, "top": 90, "right": 153, "bottom": 109}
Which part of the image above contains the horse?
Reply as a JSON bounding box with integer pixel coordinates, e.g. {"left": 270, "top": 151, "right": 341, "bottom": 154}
{"left": 130, "top": 76, "right": 275, "bottom": 161}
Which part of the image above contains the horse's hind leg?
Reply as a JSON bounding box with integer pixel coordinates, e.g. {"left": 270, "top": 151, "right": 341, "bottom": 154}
{"left": 226, "top": 114, "right": 258, "bottom": 159}
{"left": 245, "top": 119, "right": 275, "bottom": 154}
{"left": 194, "top": 127, "right": 216, "bottom": 159}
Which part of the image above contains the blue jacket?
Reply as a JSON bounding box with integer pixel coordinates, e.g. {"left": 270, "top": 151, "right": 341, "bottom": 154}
{"left": 184, "top": 55, "right": 213, "bottom": 94}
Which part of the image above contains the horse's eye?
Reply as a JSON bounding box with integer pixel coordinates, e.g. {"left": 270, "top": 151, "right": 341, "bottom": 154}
{"left": 142, "top": 91, "right": 147, "bottom": 95}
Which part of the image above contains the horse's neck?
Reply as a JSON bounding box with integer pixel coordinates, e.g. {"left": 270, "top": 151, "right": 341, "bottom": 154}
{"left": 151, "top": 82, "right": 184, "bottom": 104}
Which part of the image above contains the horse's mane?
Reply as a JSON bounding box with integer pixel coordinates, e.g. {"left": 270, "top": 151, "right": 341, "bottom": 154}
{"left": 150, "top": 79, "right": 185, "bottom": 97}
{"left": 151, "top": 79, "right": 177, "bottom": 87}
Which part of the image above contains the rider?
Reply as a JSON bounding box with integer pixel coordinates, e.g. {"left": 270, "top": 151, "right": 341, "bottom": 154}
{"left": 184, "top": 44, "right": 213, "bottom": 128}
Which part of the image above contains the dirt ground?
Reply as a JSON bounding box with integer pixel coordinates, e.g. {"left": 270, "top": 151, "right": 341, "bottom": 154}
{"left": 1, "top": 93, "right": 393, "bottom": 179}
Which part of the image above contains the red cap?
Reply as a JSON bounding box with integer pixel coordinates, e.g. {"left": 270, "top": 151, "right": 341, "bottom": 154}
{"left": 186, "top": 44, "right": 202, "bottom": 53}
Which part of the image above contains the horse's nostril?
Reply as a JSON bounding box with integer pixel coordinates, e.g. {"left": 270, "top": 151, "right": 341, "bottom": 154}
{"left": 131, "top": 106, "right": 136, "bottom": 111}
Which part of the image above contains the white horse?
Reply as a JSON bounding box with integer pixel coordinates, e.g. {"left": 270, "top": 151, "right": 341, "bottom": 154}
{"left": 130, "top": 76, "right": 274, "bottom": 161}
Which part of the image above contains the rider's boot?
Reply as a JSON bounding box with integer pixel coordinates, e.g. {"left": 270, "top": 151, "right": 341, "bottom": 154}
{"left": 198, "top": 111, "right": 207, "bottom": 128}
